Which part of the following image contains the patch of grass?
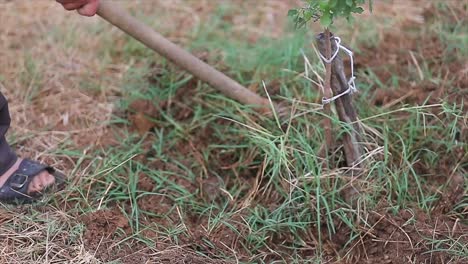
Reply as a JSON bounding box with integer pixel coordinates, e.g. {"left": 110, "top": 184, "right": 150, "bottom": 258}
{"left": 1, "top": 1, "right": 466, "bottom": 263}
{"left": 19, "top": 53, "right": 43, "bottom": 102}
{"left": 62, "top": 1, "right": 467, "bottom": 262}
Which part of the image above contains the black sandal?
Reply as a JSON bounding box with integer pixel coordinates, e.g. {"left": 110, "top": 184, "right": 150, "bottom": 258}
{"left": 0, "top": 159, "right": 66, "bottom": 204}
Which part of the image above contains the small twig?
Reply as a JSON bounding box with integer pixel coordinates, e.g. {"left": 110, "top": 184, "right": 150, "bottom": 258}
{"left": 97, "top": 182, "right": 114, "bottom": 210}
{"left": 409, "top": 51, "right": 424, "bottom": 81}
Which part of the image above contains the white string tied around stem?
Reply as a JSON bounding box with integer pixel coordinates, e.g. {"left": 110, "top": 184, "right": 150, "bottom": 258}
{"left": 318, "top": 36, "right": 357, "bottom": 105}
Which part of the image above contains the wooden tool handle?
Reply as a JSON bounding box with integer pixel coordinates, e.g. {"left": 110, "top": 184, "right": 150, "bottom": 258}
{"left": 96, "top": 0, "right": 269, "bottom": 107}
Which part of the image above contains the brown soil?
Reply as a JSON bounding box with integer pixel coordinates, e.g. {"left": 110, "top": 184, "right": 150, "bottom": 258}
{"left": 127, "top": 75, "right": 198, "bottom": 135}
{"left": 336, "top": 209, "right": 467, "bottom": 264}
{"left": 79, "top": 203, "right": 467, "bottom": 263}
{"left": 357, "top": 6, "right": 467, "bottom": 110}
{"left": 80, "top": 207, "right": 230, "bottom": 263}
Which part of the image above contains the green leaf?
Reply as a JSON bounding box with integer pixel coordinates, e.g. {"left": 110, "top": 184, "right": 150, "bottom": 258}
{"left": 320, "top": 12, "right": 332, "bottom": 27}
{"left": 289, "top": 0, "right": 371, "bottom": 28}
{"left": 353, "top": 6, "right": 365, "bottom": 14}
{"left": 319, "top": 1, "right": 329, "bottom": 10}
{"left": 287, "top": 9, "right": 298, "bottom": 17}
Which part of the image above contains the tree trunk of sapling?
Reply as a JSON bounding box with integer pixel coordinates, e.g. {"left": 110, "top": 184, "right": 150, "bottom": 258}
{"left": 318, "top": 28, "right": 335, "bottom": 158}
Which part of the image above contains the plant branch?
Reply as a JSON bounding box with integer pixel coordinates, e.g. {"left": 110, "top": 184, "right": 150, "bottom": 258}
{"left": 318, "top": 28, "right": 335, "bottom": 157}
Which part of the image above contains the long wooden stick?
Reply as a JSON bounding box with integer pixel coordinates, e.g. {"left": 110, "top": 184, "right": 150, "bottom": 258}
{"left": 316, "top": 32, "right": 362, "bottom": 168}
{"left": 96, "top": 1, "right": 269, "bottom": 107}
{"left": 321, "top": 29, "right": 334, "bottom": 154}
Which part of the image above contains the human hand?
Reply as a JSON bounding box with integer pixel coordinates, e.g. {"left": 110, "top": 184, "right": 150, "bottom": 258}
{"left": 56, "top": 0, "right": 100, "bottom": 17}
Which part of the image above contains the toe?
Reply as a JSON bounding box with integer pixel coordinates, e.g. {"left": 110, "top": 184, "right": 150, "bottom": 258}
{"left": 27, "top": 180, "right": 39, "bottom": 194}
{"left": 27, "top": 171, "right": 55, "bottom": 194}
{"left": 43, "top": 172, "right": 55, "bottom": 187}
{"left": 38, "top": 172, "right": 54, "bottom": 190}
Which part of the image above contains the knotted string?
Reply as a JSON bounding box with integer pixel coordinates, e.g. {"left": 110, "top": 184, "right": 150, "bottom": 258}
{"left": 318, "top": 36, "right": 357, "bottom": 105}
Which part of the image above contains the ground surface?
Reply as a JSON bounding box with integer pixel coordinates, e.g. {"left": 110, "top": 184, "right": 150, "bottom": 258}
{"left": 0, "top": 0, "right": 466, "bottom": 263}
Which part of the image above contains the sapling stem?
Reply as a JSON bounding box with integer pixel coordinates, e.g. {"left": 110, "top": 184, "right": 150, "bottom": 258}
{"left": 319, "top": 28, "right": 334, "bottom": 157}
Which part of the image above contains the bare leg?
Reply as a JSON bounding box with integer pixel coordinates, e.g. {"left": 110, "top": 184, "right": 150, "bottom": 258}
{"left": 0, "top": 93, "right": 55, "bottom": 196}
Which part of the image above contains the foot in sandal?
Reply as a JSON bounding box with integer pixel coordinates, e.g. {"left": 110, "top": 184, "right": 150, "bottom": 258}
{"left": 0, "top": 158, "right": 65, "bottom": 204}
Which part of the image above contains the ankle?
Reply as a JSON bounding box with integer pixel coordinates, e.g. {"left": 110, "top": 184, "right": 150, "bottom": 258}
{"left": 0, "top": 142, "right": 17, "bottom": 176}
